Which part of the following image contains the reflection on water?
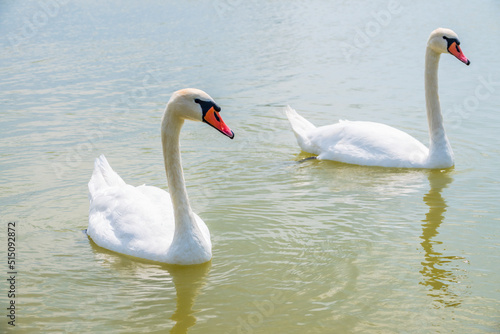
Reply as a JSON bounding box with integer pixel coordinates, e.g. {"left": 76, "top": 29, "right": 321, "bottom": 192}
{"left": 169, "top": 263, "right": 211, "bottom": 334}
{"left": 89, "top": 240, "right": 210, "bottom": 333}
{"left": 2, "top": 0, "right": 498, "bottom": 331}
{"left": 419, "top": 170, "right": 464, "bottom": 307}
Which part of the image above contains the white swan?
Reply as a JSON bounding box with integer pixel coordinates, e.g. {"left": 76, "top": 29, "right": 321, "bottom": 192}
{"left": 286, "top": 28, "right": 470, "bottom": 169}
{"left": 87, "top": 88, "right": 234, "bottom": 265}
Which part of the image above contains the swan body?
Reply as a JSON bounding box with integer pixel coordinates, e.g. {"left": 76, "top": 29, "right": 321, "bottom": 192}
{"left": 285, "top": 111, "right": 429, "bottom": 167}
{"left": 87, "top": 88, "right": 234, "bottom": 265}
{"left": 286, "top": 28, "right": 470, "bottom": 169}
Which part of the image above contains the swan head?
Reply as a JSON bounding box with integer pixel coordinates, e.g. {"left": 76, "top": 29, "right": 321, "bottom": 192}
{"left": 167, "top": 88, "right": 234, "bottom": 139}
{"left": 427, "top": 28, "right": 470, "bottom": 65}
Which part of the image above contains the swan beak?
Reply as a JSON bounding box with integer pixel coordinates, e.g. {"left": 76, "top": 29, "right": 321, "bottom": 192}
{"left": 448, "top": 42, "right": 470, "bottom": 65}
{"left": 203, "top": 107, "right": 235, "bottom": 139}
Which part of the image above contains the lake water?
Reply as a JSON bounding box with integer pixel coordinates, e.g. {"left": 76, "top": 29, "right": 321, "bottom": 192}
{"left": 1, "top": 1, "right": 499, "bottom": 333}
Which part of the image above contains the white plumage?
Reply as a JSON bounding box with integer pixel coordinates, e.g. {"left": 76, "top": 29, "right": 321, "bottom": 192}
{"left": 286, "top": 28, "right": 470, "bottom": 169}
{"left": 87, "top": 88, "right": 234, "bottom": 265}
{"left": 88, "top": 154, "right": 198, "bottom": 262}
{"left": 286, "top": 108, "right": 429, "bottom": 167}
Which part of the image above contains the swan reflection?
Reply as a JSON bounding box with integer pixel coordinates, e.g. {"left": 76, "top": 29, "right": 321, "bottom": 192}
{"left": 88, "top": 242, "right": 210, "bottom": 333}
{"left": 419, "top": 170, "right": 463, "bottom": 307}
{"left": 168, "top": 262, "right": 211, "bottom": 333}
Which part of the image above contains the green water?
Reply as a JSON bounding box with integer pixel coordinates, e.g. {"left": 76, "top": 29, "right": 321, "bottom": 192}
{"left": 1, "top": 1, "right": 499, "bottom": 333}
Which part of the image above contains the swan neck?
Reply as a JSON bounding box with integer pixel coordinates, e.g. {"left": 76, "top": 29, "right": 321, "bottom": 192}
{"left": 425, "top": 48, "right": 444, "bottom": 141}
{"left": 161, "top": 108, "right": 195, "bottom": 230}
{"left": 425, "top": 47, "right": 453, "bottom": 164}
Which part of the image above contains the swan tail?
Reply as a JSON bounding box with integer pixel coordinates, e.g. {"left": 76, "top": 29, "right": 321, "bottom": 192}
{"left": 88, "top": 155, "right": 126, "bottom": 200}
{"left": 285, "top": 105, "right": 316, "bottom": 135}
{"left": 285, "top": 105, "right": 316, "bottom": 150}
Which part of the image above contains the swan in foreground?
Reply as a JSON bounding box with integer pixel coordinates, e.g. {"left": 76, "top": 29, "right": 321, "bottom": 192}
{"left": 87, "top": 88, "right": 234, "bottom": 265}
{"left": 286, "top": 28, "right": 470, "bottom": 169}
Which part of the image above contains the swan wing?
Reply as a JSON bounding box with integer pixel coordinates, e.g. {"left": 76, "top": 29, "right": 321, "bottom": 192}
{"left": 88, "top": 184, "right": 175, "bottom": 261}
{"left": 311, "top": 121, "right": 429, "bottom": 167}
{"left": 87, "top": 156, "right": 176, "bottom": 261}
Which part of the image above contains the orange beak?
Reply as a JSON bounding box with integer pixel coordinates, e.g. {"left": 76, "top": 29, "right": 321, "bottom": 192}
{"left": 448, "top": 41, "right": 470, "bottom": 65}
{"left": 203, "top": 107, "right": 234, "bottom": 139}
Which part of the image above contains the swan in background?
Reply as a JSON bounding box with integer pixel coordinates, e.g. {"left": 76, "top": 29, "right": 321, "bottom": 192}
{"left": 87, "top": 88, "right": 234, "bottom": 265}
{"left": 286, "top": 28, "right": 470, "bottom": 169}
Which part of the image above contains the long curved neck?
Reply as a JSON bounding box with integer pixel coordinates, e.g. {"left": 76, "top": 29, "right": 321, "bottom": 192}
{"left": 425, "top": 47, "right": 453, "bottom": 166}
{"left": 161, "top": 108, "right": 196, "bottom": 233}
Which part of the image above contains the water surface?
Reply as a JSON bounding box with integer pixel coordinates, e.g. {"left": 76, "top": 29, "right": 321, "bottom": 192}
{"left": 1, "top": 1, "right": 499, "bottom": 333}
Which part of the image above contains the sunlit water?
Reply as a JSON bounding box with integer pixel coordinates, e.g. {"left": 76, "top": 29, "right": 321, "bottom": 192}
{"left": 1, "top": 1, "right": 500, "bottom": 333}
